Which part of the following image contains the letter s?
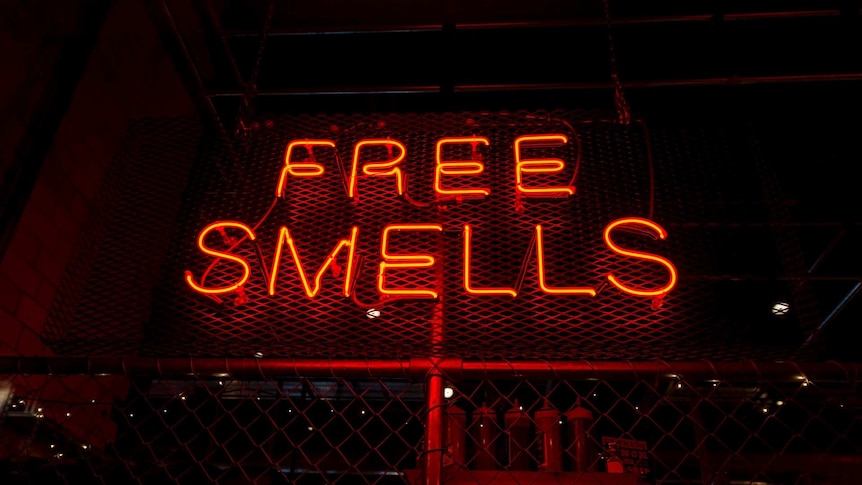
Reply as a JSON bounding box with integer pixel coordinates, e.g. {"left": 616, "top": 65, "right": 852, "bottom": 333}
{"left": 603, "top": 217, "right": 678, "bottom": 298}
{"left": 185, "top": 221, "right": 256, "bottom": 295}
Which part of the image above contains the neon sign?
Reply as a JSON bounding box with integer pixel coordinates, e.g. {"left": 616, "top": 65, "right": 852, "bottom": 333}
{"left": 185, "top": 134, "right": 678, "bottom": 303}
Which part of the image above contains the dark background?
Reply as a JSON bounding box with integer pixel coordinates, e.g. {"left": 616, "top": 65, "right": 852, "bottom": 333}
{"left": 1, "top": 2, "right": 861, "bottom": 484}
{"left": 2, "top": 0, "right": 861, "bottom": 360}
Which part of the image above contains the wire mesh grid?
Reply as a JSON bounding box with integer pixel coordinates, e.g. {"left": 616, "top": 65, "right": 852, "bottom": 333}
{"left": 1, "top": 360, "right": 860, "bottom": 484}
{"left": 23, "top": 110, "right": 856, "bottom": 482}
{"left": 40, "top": 110, "right": 822, "bottom": 360}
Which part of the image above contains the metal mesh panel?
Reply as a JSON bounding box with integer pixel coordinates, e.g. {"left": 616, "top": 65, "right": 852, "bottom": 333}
{"left": 2, "top": 361, "right": 860, "bottom": 484}
{"left": 42, "top": 110, "right": 818, "bottom": 359}
{"left": 42, "top": 117, "right": 203, "bottom": 355}
{"left": 21, "top": 111, "right": 854, "bottom": 485}
{"left": 151, "top": 113, "right": 808, "bottom": 358}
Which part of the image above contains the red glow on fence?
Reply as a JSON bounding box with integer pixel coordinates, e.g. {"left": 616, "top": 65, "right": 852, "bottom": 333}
{"left": 515, "top": 134, "right": 575, "bottom": 197}
{"left": 378, "top": 224, "right": 442, "bottom": 299}
{"left": 603, "top": 217, "right": 678, "bottom": 297}
{"left": 276, "top": 140, "right": 335, "bottom": 197}
{"left": 435, "top": 137, "right": 491, "bottom": 198}
{"left": 463, "top": 225, "right": 517, "bottom": 297}
{"left": 268, "top": 226, "right": 360, "bottom": 297}
{"left": 185, "top": 221, "right": 256, "bottom": 295}
{"left": 535, "top": 225, "right": 596, "bottom": 297}
{"left": 349, "top": 139, "right": 407, "bottom": 199}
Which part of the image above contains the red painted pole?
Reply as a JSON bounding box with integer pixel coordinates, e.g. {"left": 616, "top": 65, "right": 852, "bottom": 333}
{"left": 423, "top": 237, "right": 446, "bottom": 485}
{"left": 424, "top": 367, "right": 445, "bottom": 485}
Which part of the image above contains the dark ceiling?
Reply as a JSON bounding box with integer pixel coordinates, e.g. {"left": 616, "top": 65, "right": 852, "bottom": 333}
{"left": 154, "top": 0, "right": 862, "bottom": 120}
{"left": 144, "top": 0, "right": 862, "bottom": 360}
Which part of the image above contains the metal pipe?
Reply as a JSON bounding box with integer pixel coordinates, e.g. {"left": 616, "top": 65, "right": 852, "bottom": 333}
{"left": 147, "top": 0, "right": 234, "bottom": 174}
{"left": 670, "top": 221, "right": 862, "bottom": 228}
{"left": 423, "top": 369, "right": 445, "bottom": 485}
{"left": 683, "top": 275, "right": 862, "bottom": 282}
{"left": 422, "top": 223, "right": 447, "bottom": 485}
{"left": 204, "top": 73, "right": 862, "bottom": 98}
{"left": 455, "top": 73, "right": 862, "bottom": 92}
{"left": 802, "top": 281, "right": 862, "bottom": 348}
{"left": 218, "top": 9, "right": 845, "bottom": 37}
{"left": 459, "top": 360, "right": 856, "bottom": 382}
{"left": 1, "top": 358, "right": 858, "bottom": 382}
{"left": 155, "top": 0, "right": 223, "bottom": 126}
{"left": 806, "top": 227, "right": 847, "bottom": 275}
{"left": 200, "top": 0, "right": 245, "bottom": 85}
{"left": 207, "top": 86, "right": 440, "bottom": 96}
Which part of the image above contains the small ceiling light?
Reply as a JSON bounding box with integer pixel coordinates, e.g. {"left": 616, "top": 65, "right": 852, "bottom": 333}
{"left": 66, "top": 412, "right": 71, "bottom": 417}
{"left": 443, "top": 387, "right": 454, "bottom": 399}
{"left": 366, "top": 308, "right": 381, "bottom": 319}
{"left": 776, "top": 400, "right": 784, "bottom": 406}
{"left": 360, "top": 410, "right": 366, "bottom": 415}
{"left": 772, "top": 301, "right": 790, "bottom": 317}
{"left": 254, "top": 352, "right": 264, "bottom": 358}
{"left": 82, "top": 445, "right": 89, "bottom": 450}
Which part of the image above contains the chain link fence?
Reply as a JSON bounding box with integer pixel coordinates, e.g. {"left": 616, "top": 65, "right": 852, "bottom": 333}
{"left": 6, "top": 111, "right": 859, "bottom": 483}
{"left": 1, "top": 359, "right": 860, "bottom": 484}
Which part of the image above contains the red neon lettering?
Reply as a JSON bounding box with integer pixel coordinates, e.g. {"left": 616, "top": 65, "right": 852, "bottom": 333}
{"left": 463, "top": 225, "right": 516, "bottom": 297}
{"left": 378, "top": 224, "right": 442, "bottom": 299}
{"left": 185, "top": 221, "right": 256, "bottom": 295}
{"left": 276, "top": 140, "right": 336, "bottom": 197}
{"left": 603, "top": 217, "right": 678, "bottom": 297}
{"left": 515, "top": 134, "right": 574, "bottom": 197}
{"left": 349, "top": 139, "right": 407, "bottom": 199}
{"left": 535, "top": 225, "right": 596, "bottom": 296}
{"left": 435, "top": 137, "right": 490, "bottom": 198}
{"left": 269, "top": 226, "right": 359, "bottom": 298}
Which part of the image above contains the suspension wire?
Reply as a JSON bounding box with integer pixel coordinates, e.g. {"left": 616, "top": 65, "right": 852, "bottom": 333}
{"left": 602, "top": 0, "right": 632, "bottom": 125}
{"left": 234, "top": 0, "right": 276, "bottom": 138}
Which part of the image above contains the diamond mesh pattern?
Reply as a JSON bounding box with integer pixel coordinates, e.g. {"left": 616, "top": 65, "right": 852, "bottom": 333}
{"left": 42, "top": 110, "right": 818, "bottom": 359}
{"left": 2, "top": 362, "right": 859, "bottom": 484}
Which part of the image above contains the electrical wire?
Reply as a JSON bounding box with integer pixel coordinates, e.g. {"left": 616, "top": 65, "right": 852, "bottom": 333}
{"left": 198, "top": 195, "right": 279, "bottom": 291}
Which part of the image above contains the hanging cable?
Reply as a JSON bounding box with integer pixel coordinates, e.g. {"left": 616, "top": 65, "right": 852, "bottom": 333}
{"left": 234, "top": 0, "right": 275, "bottom": 137}
{"left": 602, "top": 0, "right": 632, "bottom": 125}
